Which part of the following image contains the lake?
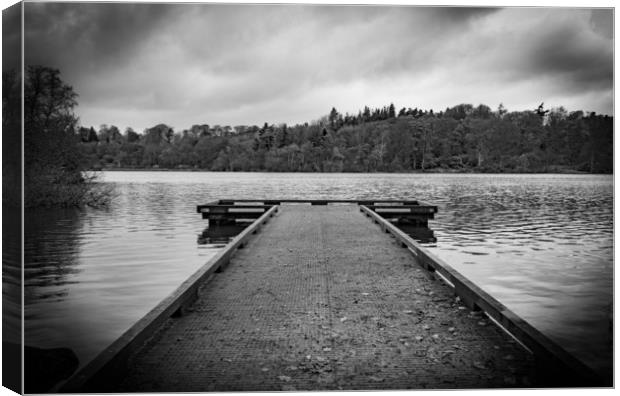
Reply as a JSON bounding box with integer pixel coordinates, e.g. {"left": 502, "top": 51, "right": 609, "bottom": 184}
{"left": 21, "top": 172, "right": 613, "bottom": 380}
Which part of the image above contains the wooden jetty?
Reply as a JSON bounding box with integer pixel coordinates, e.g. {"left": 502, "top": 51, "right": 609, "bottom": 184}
{"left": 60, "top": 200, "right": 607, "bottom": 392}
{"left": 197, "top": 199, "right": 437, "bottom": 226}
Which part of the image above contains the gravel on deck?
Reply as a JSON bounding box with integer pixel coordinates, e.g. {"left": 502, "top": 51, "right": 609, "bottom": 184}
{"left": 114, "top": 204, "right": 535, "bottom": 391}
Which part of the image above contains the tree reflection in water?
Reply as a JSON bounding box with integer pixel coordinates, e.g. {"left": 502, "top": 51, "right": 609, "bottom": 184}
{"left": 3, "top": 202, "right": 22, "bottom": 392}
{"left": 25, "top": 209, "right": 83, "bottom": 303}
{"left": 24, "top": 208, "right": 84, "bottom": 391}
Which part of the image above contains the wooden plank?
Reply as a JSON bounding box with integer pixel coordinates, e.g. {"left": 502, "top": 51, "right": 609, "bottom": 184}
{"left": 370, "top": 212, "right": 434, "bottom": 220}
{"left": 60, "top": 206, "right": 279, "bottom": 392}
{"left": 198, "top": 205, "right": 272, "bottom": 212}
{"left": 202, "top": 212, "right": 265, "bottom": 220}
{"left": 366, "top": 205, "right": 438, "bottom": 213}
{"left": 196, "top": 200, "right": 221, "bottom": 212}
{"left": 197, "top": 205, "right": 273, "bottom": 213}
{"left": 359, "top": 205, "right": 605, "bottom": 386}
{"left": 210, "top": 199, "right": 420, "bottom": 206}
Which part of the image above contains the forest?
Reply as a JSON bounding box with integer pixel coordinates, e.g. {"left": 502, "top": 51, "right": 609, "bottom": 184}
{"left": 80, "top": 102, "right": 613, "bottom": 174}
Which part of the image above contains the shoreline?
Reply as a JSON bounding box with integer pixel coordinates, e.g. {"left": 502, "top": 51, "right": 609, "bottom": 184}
{"left": 90, "top": 168, "right": 598, "bottom": 175}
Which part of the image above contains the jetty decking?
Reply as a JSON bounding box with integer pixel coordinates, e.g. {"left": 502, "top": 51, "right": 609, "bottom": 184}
{"left": 60, "top": 202, "right": 605, "bottom": 392}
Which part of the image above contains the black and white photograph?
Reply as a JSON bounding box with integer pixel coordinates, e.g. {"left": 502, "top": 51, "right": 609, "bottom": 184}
{"left": 1, "top": 0, "right": 615, "bottom": 393}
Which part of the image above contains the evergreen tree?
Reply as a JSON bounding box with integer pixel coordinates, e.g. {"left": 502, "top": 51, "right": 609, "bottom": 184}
{"left": 328, "top": 107, "right": 339, "bottom": 130}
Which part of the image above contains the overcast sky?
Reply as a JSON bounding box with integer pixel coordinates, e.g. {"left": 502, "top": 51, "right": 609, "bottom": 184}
{"left": 18, "top": 3, "right": 613, "bottom": 132}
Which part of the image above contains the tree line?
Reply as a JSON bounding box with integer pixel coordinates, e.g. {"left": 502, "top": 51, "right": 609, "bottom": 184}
{"left": 81, "top": 102, "right": 612, "bottom": 174}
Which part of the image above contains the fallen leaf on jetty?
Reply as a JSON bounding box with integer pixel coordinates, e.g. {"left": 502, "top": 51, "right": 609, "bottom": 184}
{"left": 278, "top": 375, "right": 292, "bottom": 382}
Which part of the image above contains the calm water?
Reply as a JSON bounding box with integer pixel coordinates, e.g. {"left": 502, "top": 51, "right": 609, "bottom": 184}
{"left": 21, "top": 172, "right": 613, "bottom": 379}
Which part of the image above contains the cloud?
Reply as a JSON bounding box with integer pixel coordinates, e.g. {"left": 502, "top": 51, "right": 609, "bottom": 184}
{"left": 414, "top": 8, "right": 613, "bottom": 109}
{"left": 2, "top": 2, "right": 22, "bottom": 71}
{"left": 590, "top": 8, "right": 613, "bottom": 39}
{"left": 21, "top": 4, "right": 613, "bottom": 131}
{"left": 511, "top": 9, "right": 612, "bottom": 92}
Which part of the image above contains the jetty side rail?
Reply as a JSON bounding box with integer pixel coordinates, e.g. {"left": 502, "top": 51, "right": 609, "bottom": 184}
{"left": 197, "top": 204, "right": 272, "bottom": 214}
{"left": 60, "top": 205, "right": 279, "bottom": 392}
{"left": 198, "top": 205, "right": 275, "bottom": 212}
{"left": 364, "top": 205, "right": 437, "bottom": 214}
{"left": 198, "top": 199, "right": 433, "bottom": 209}
{"left": 359, "top": 205, "right": 603, "bottom": 386}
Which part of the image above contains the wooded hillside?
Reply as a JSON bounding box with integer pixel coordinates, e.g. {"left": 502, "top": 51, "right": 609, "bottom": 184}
{"left": 80, "top": 103, "right": 613, "bottom": 174}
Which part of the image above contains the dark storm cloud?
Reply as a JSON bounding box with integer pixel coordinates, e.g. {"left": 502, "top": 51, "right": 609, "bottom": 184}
{"left": 24, "top": 2, "right": 175, "bottom": 71}
{"left": 3, "top": 2, "right": 21, "bottom": 71}
{"left": 528, "top": 20, "right": 612, "bottom": 91}
{"left": 473, "top": 8, "right": 613, "bottom": 95}
{"left": 20, "top": 4, "right": 614, "bottom": 131}
{"left": 427, "top": 6, "right": 499, "bottom": 22}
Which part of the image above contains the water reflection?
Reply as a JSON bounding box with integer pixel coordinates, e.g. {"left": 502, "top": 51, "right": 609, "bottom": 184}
{"left": 24, "top": 208, "right": 85, "bottom": 391}
{"left": 3, "top": 203, "right": 23, "bottom": 393}
{"left": 197, "top": 221, "right": 252, "bottom": 245}
{"left": 198, "top": 210, "right": 438, "bottom": 245}
{"left": 394, "top": 223, "right": 437, "bottom": 244}
{"left": 3, "top": 204, "right": 22, "bottom": 346}
{"left": 25, "top": 209, "right": 82, "bottom": 302}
